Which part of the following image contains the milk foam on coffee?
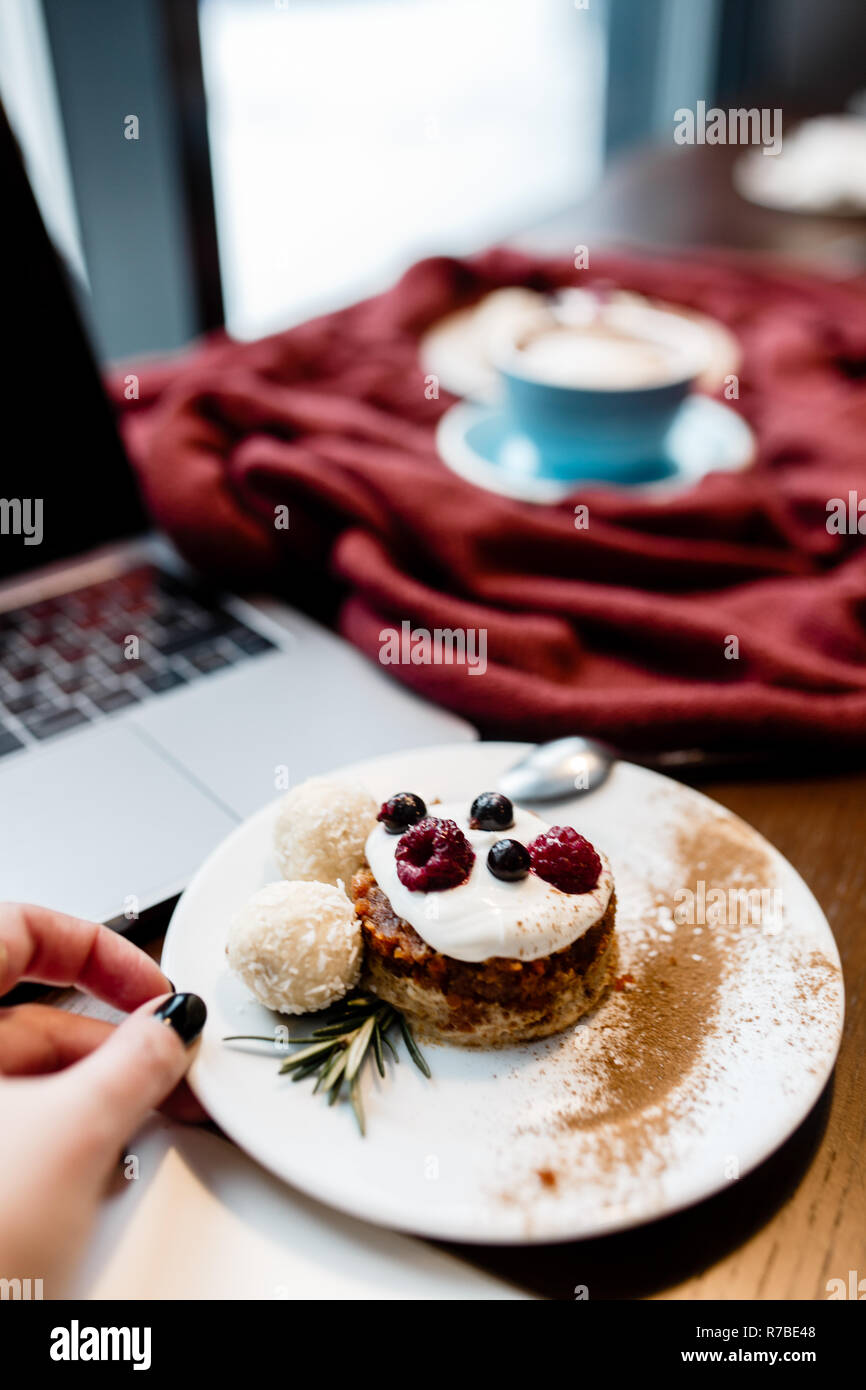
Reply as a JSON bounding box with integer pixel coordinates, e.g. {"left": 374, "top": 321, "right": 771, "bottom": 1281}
{"left": 514, "top": 326, "right": 686, "bottom": 389}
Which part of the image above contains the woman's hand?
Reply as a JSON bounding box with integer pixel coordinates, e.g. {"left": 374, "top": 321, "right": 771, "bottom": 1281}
{"left": 0, "top": 902, "right": 206, "bottom": 1295}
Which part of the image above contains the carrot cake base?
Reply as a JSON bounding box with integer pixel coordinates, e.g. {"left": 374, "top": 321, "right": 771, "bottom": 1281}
{"left": 351, "top": 866, "right": 616, "bottom": 1047}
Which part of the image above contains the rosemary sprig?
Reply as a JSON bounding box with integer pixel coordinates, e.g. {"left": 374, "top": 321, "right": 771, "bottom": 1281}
{"left": 398, "top": 1013, "right": 432, "bottom": 1078}
{"left": 223, "top": 992, "right": 430, "bottom": 1134}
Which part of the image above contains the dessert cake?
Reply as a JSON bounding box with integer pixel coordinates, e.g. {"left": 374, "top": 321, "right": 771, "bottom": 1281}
{"left": 351, "top": 791, "right": 616, "bottom": 1046}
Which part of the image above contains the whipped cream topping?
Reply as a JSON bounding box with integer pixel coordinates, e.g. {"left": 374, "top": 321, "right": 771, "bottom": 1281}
{"left": 364, "top": 801, "right": 613, "bottom": 964}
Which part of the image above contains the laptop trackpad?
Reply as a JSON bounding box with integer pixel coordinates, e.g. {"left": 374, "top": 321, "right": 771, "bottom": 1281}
{"left": 0, "top": 725, "right": 237, "bottom": 924}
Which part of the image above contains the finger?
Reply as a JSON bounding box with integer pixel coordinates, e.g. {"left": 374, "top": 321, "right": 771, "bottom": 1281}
{"left": 0, "top": 1004, "right": 112, "bottom": 1074}
{"left": 0, "top": 902, "right": 171, "bottom": 1008}
{"left": 0, "top": 1002, "right": 207, "bottom": 1120}
{"left": 60, "top": 993, "right": 206, "bottom": 1173}
{"left": 160, "top": 1077, "right": 209, "bottom": 1124}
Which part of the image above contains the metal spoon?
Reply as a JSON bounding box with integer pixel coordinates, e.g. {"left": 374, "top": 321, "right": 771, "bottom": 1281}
{"left": 498, "top": 737, "right": 720, "bottom": 803}
{"left": 498, "top": 736, "right": 616, "bottom": 802}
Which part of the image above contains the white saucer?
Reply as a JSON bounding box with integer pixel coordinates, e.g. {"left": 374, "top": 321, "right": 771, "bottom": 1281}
{"left": 420, "top": 289, "right": 742, "bottom": 403}
{"left": 435, "top": 395, "right": 755, "bottom": 502}
{"left": 162, "top": 742, "right": 842, "bottom": 1246}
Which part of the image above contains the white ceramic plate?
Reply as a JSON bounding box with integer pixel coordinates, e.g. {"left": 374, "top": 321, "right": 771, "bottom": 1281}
{"left": 162, "top": 742, "right": 844, "bottom": 1245}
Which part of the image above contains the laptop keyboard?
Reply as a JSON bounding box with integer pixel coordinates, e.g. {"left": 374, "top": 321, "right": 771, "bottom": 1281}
{"left": 0, "top": 565, "right": 276, "bottom": 758}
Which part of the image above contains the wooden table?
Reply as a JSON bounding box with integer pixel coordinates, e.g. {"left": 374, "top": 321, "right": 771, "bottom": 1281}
{"left": 513, "top": 139, "right": 866, "bottom": 272}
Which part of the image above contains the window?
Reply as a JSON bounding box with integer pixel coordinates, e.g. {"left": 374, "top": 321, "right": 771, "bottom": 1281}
{"left": 200, "top": 0, "right": 607, "bottom": 338}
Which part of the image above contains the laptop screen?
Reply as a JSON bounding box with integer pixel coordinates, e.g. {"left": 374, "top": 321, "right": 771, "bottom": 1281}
{"left": 0, "top": 100, "right": 147, "bottom": 582}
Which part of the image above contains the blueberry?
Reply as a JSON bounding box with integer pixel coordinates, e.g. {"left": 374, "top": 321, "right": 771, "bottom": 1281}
{"left": 487, "top": 838, "right": 530, "bottom": 882}
{"left": 469, "top": 792, "right": 514, "bottom": 832}
{"left": 377, "top": 791, "right": 427, "bottom": 835}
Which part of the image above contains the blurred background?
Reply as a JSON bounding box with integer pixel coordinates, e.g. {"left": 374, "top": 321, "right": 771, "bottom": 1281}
{"left": 1, "top": 0, "right": 865, "bottom": 361}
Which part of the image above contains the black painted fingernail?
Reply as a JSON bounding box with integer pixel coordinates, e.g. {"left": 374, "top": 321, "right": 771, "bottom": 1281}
{"left": 154, "top": 992, "right": 206, "bottom": 1044}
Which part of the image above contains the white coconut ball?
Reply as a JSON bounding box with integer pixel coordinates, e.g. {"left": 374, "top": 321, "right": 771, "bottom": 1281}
{"left": 274, "top": 776, "right": 378, "bottom": 889}
{"left": 227, "top": 880, "right": 362, "bottom": 1014}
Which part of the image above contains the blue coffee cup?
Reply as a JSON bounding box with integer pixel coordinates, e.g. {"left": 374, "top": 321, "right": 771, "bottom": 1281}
{"left": 495, "top": 311, "right": 706, "bottom": 483}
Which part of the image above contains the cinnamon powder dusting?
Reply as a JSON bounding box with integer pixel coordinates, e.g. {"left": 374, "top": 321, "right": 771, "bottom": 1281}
{"left": 491, "top": 803, "right": 842, "bottom": 1215}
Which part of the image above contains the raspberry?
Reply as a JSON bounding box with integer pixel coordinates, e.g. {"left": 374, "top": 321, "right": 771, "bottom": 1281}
{"left": 528, "top": 826, "right": 602, "bottom": 894}
{"left": 395, "top": 817, "right": 475, "bottom": 892}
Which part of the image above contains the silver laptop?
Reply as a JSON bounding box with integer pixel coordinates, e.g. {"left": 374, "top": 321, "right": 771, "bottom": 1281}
{"left": 0, "top": 106, "right": 474, "bottom": 927}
